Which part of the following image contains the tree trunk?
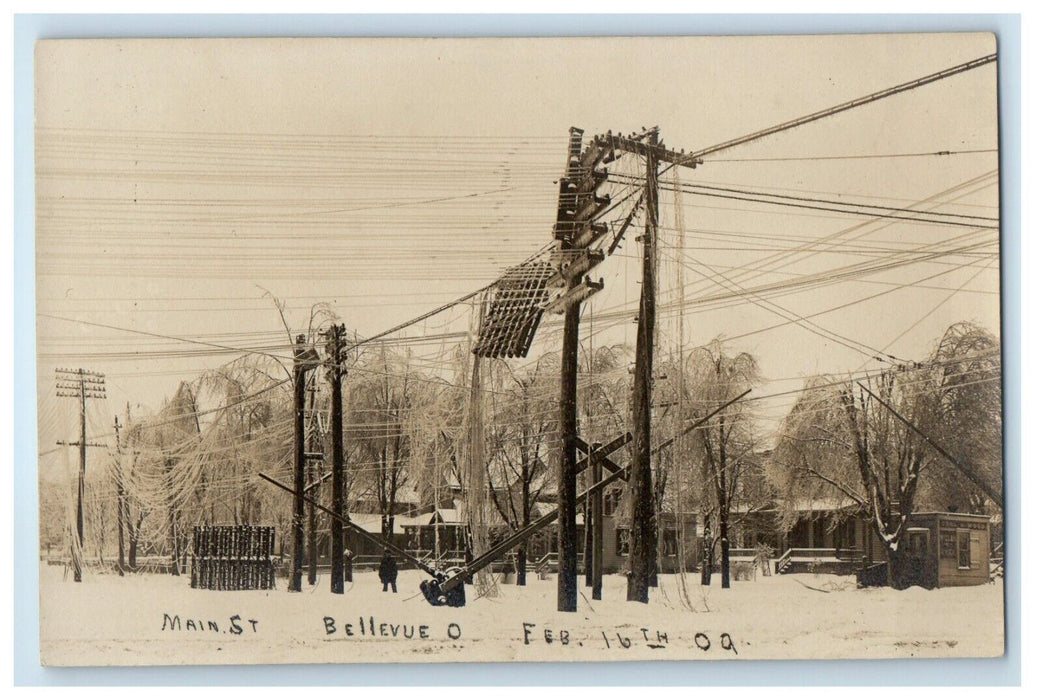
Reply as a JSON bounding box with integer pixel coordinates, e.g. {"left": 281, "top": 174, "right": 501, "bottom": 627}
{"left": 167, "top": 458, "right": 179, "bottom": 577}
{"left": 517, "top": 545, "right": 527, "bottom": 586}
{"left": 718, "top": 415, "right": 730, "bottom": 589}
{"left": 882, "top": 539, "right": 913, "bottom": 589}
{"left": 116, "top": 477, "right": 126, "bottom": 576}
{"left": 128, "top": 514, "right": 139, "bottom": 570}
{"left": 701, "top": 513, "right": 712, "bottom": 586}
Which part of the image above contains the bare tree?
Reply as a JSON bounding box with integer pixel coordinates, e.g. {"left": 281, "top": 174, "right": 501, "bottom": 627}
{"left": 347, "top": 346, "right": 420, "bottom": 539}
{"left": 484, "top": 353, "right": 559, "bottom": 584}
{"left": 684, "top": 341, "right": 761, "bottom": 589}
{"left": 917, "top": 322, "right": 1002, "bottom": 513}
{"left": 771, "top": 321, "right": 1001, "bottom": 588}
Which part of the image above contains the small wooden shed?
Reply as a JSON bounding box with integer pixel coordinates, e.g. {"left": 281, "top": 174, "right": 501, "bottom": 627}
{"left": 902, "top": 512, "right": 992, "bottom": 588}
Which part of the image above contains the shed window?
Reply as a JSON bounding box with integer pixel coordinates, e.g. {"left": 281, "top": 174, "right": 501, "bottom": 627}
{"left": 908, "top": 530, "right": 929, "bottom": 555}
{"left": 957, "top": 530, "right": 971, "bottom": 569}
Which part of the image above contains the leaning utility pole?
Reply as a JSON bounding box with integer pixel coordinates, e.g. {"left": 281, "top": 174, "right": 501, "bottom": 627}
{"left": 555, "top": 128, "right": 584, "bottom": 613}
{"left": 326, "top": 324, "right": 347, "bottom": 594}
{"left": 289, "top": 334, "right": 320, "bottom": 592}
{"left": 628, "top": 128, "right": 660, "bottom": 603}
{"left": 55, "top": 368, "right": 106, "bottom": 582}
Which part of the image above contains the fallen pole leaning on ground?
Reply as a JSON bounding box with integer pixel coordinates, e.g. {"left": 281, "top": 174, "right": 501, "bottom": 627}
{"left": 258, "top": 388, "right": 750, "bottom": 606}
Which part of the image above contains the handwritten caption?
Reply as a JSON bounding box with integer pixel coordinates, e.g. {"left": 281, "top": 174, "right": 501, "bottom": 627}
{"left": 158, "top": 612, "right": 738, "bottom": 654}
{"left": 161, "top": 614, "right": 259, "bottom": 635}
{"left": 323, "top": 616, "right": 462, "bottom": 641}
{"left": 522, "top": 623, "right": 739, "bottom": 654}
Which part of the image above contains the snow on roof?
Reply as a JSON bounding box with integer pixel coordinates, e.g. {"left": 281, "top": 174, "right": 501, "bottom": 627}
{"left": 347, "top": 514, "right": 405, "bottom": 535}
{"left": 790, "top": 497, "right": 859, "bottom": 513}
{"left": 434, "top": 508, "right": 463, "bottom": 524}
{"left": 395, "top": 514, "right": 433, "bottom": 529}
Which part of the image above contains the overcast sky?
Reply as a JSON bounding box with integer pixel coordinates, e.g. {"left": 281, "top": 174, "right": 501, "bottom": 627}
{"left": 34, "top": 34, "right": 1000, "bottom": 480}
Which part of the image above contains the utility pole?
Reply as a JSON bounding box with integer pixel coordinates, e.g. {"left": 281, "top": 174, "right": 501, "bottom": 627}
{"left": 556, "top": 127, "right": 584, "bottom": 613}
{"left": 55, "top": 368, "right": 106, "bottom": 582}
{"left": 628, "top": 128, "right": 660, "bottom": 603}
{"left": 326, "top": 323, "right": 347, "bottom": 594}
{"left": 113, "top": 413, "right": 126, "bottom": 576}
{"left": 305, "top": 378, "right": 320, "bottom": 586}
{"left": 551, "top": 127, "right": 610, "bottom": 612}
{"left": 290, "top": 334, "right": 320, "bottom": 592}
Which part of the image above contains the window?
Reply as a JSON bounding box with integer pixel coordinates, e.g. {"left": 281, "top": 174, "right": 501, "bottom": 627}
{"left": 845, "top": 519, "right": 857, "bottom": 549}
{"left": 662, "top": 529, "right": 678, "bottom": 557}
{"left": 615, "top": 528, "right": 630, "bottom": 557}
{"left": 908, "top": 531, "right": 929, "bottom": 555}
{"left": 957, "top": 530, "right": 971, "bottom": 569}
{"left": 604, "top": 489, "right": 622, "bottom": 517}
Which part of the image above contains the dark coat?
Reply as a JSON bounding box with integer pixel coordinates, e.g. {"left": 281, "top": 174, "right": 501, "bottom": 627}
{"left": 379, "top": 553, "right": 398, "bottom": 583}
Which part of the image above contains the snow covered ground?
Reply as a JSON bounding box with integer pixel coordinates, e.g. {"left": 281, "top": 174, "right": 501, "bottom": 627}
{"left": 39, "top": 562, "right": 1004, "bottom": 666}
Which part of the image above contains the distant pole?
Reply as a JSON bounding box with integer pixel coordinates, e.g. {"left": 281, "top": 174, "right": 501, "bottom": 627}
{"left": 326, "top": 324, "right": 347, "bottom": 594}
{"left": 55, "top": 368, "right": 106, "bottom": 583}
{"left": 114, "top": 414, "right": 126, "bottom": 576}
{"left": 628, "top": 129, "right": 659, "bottom": 603}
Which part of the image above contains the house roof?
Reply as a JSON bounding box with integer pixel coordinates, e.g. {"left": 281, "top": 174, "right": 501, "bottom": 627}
{"left": 790, "top": 497, "right": 859, "bottom": 513}
{"left": 433, "top": 508, "right": 463, "bottom": 524}
{"left": 347, "top": 514, "right": 405, "bottom": 535}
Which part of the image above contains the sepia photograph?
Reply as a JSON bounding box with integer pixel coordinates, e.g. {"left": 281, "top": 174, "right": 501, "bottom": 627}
{"left": 33, "top": 33, "right": 1005, "bottom": 667}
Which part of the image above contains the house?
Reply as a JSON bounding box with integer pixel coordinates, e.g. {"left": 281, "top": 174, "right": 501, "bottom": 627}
{"left": 402, "top": 504, "right": 471, "bottom": 566}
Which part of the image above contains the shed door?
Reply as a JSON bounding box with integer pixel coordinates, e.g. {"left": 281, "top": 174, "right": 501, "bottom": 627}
{"left": 970, "top": 533, "right": 983, "bottom": 569}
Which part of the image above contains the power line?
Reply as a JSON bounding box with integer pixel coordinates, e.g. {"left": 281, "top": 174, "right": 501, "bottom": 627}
{"left": 702, "top": 148, "right": 996, "bottom": 163}
{"left": 669, "top": 53, "right": 997, "bottom": 166}
{"left": 611, "top": 173, "right": 998, "bottom": 223}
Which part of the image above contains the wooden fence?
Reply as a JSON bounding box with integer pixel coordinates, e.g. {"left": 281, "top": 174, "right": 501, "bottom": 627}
{"left": 191, "top": 525, "right": 277, "bottom": 590}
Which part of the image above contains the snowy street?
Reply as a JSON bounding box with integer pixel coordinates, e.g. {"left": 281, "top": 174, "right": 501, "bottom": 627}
{"left": 39, "top": 563, "right": 1004, "bottom": 666}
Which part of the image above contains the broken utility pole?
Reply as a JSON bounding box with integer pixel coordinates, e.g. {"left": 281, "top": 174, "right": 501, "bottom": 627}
{"left": 551, "top": 127, "right": 611, "bottom": 612}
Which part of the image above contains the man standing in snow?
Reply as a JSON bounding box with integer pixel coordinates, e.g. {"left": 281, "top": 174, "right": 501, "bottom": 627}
{"left": 379, "top": 549, "right": 398, "bottom": 593}
{"left": 344, "top": 548, "right": 354, "bottom": 583}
